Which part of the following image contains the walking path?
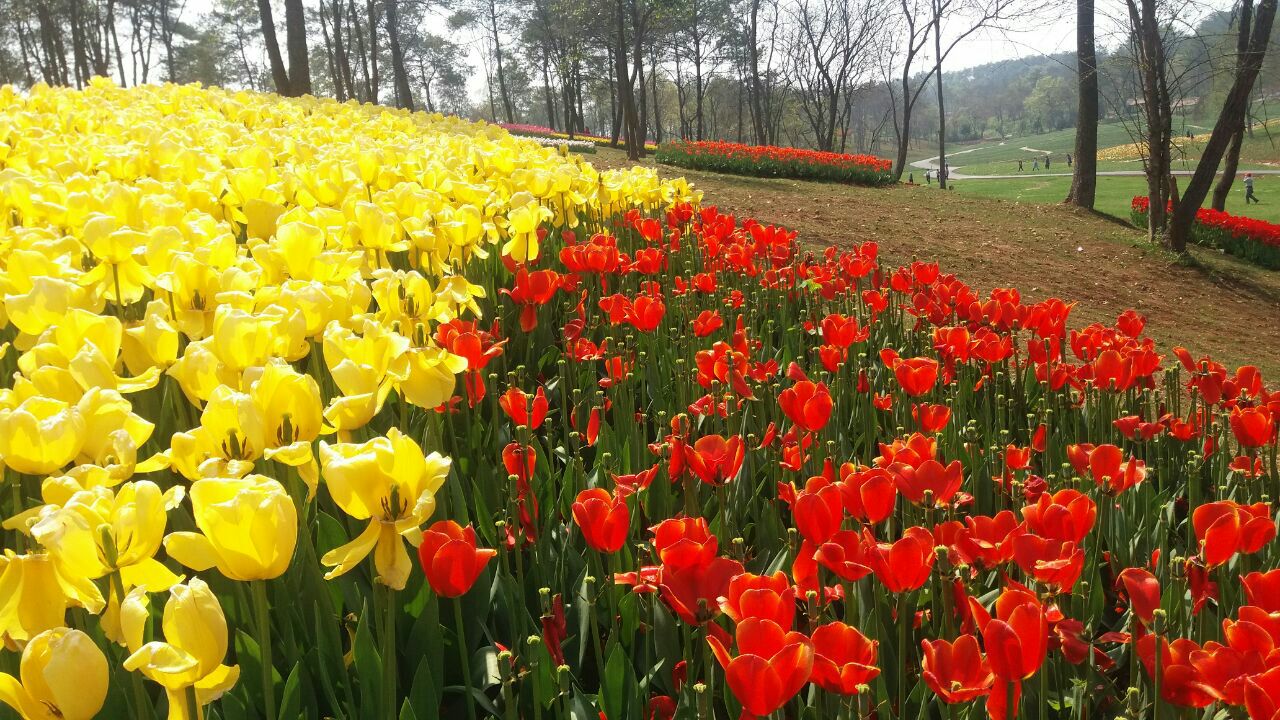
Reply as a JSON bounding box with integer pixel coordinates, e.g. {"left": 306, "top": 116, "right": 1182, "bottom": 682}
{"left": 910, "top": 154, "right": 1280, "bottom": 180}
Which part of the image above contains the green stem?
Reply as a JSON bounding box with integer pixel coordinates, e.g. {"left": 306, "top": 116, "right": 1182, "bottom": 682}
{"left": 897, "top": 591, "right": 909, "bottom": 719}
{"left": 252, "top": 580, "right": 276, "bottom": 720}
{"left": 382, "top": 585, "right": 398, "bottom": 720}
{"left": 454, "top": 597, "right": 478, "bottom": 720}
{"left": 184, "top": 684, "right": 202, "bottom": 720}
{"left": 1039, "top": 667, "right": 1047, "bottom": 720}
{"left": 110, "top": 570, "right": 149, "bottom": 720}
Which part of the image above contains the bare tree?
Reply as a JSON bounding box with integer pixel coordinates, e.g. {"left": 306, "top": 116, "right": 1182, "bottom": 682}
{"left": 1168, "top": 0, "right": 1276, "bottom": 251}
{"left": 1211, "top": 0, "right": 1255, "bottom": 210}
{"left": 785, "top": 0, "right": 884, "bottom": 152}
{"left": 1066, "top": 0, "right": 1098, "bottom": 207}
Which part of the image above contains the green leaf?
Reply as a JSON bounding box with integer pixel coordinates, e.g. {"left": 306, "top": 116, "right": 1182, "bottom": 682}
{"left": 599, "top": 643, "right": 637, "bottom": 720}
{"left": 406, "top": 657, "right": 439, "bottom": 719}
{"left": 352, "top": 601, "right": 383, "bottom": 720}
{"left": 278, "top": 661, "right": 303, "bottom": 720}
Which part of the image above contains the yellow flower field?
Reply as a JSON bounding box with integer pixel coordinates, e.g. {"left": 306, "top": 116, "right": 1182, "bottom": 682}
{"left": 0, "top": 80, "right": 697, "bottom": 720}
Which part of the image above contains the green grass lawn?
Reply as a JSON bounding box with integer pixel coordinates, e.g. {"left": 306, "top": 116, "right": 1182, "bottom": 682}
{"left": 913, "top": 121, "right": 1280, "bottom": 176}
{"left": 945, "top": 175, "right": 1280, "bottom": 224}
{"left": 908, "top": 123, "right": 1140, "bottom": 165}
{"left": 952, "top": 157, "right": 1275, "bottom": 176}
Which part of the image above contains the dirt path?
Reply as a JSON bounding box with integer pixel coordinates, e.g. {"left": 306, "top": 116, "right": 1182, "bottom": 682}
{"left": 593, "top": 148, "right": 1280, "bottom": 377}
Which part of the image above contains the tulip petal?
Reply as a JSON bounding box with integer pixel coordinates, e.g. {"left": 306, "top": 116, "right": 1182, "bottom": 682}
{"left": 0, "top": 673, "right": 43, "bottom": 720}
{"left": 121, "top": 557, "right": 185, "bottom": 593}
{"left": 321, "top": 520, "right": 381, "bottom": 580}
{"left": 164, "top": 532, "right": 221, "bottom": 574}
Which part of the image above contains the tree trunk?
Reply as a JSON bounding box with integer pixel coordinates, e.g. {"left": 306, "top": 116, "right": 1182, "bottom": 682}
{"left": 1169, "top": 0, "right": 1275, "bottom": 250}
{"left": 1128, "top": 0, "right": 1173, "bottom": 245}
{"left": 319, "top": 2, "right": 345, "bottom": 101}
{"left": 366, "top": 0, "right": 379, "bottom": 103}
{"left": 1212, "top": 0, "right": 1255, "bottom": 211}
{"left": 384, "top": 0, "right": 413, "bottom": 110}
{"left": 650, "top": 47, "right": 663, "bottom": 142}
{"left": 1066, "top": 0, "right": 1099, "bottom": 207}
{"left": 613, "top": 0, "right": 640, "bottom": 159}
{"left": 489, "top": 0, "right": 514, "bottom": 122}
{"left": 933, "top": 0, "right": 947, "bottom": 189}
{"left": 284, "top": 0, "right": 311, "bottom": 94}
{"left": 748, "top": 0, "right": 767, "bottom": 145}
{"left": 541, "top": 46, "right": 557, "bottom": 131}
{"left": 257, "top": 0, "right": 292, "bottom": 94}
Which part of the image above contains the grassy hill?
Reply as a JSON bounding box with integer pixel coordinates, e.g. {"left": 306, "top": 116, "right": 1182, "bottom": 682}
{"left": 594, "top": 146, "right": 1280, "bottom": 377}
{"left": 949, "top": 175, "right": 1280, "bottom": 224}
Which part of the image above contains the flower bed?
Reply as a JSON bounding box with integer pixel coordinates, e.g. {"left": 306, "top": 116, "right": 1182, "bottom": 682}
{"left": 500, "top": 121, "right": 656, "bottom": 151}
{"left": 1131, "top": 195, "right": 1280, "bottom": 268}
{"left": 656, "top": 139, "right": 895, "bottom": 186}
{"left": 0, "top": 82, "right": 1277, "bottom": 720}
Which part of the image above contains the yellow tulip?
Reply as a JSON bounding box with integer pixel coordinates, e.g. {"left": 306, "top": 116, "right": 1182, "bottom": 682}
{"left": 165, "top": 475, "right": 297, "bottom": 581}
{"left": 0, "top": 551, "right": 105, "bottom": 648}
{"left": 122, "top": 300, "right": 181, "bottom": 374}
{"left": 400, "top": 346, "right": 467, "bottom": 411}
{"left": 123, "top": 578, "right": 240, "bottom": 720}
{"left": 0, "top": 396, "right": 86, "bottom": 476}
{"left": 154, "top": 384, "right": 262, "bottom": 481}
{"left": 321, "top": 319, "right": 410, "bottom": 433}
{"left": 319, "top": 428, "right": 450, "bottom": 589}
{"left": 249, "top": 361, "right": 323, "bottom": 498}
{"left": 24, "top": 481, "right": 184, "bottom": 644}
{"left": 0, "top": 627, "right": 108, "bottom": 720}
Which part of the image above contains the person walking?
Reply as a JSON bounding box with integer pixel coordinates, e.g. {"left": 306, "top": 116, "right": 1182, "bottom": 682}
{"left": 925, "top": 169, "right": 932, "bottom": 185}
{"left": 1067, "top": 154, "right": 1073, "bottom": 167}
{"left": 1018, "top": 159, "right": 1024, "bottom": 172}
{"left": 1245, "top": 172, "right": 1260, "bottom": 204}
{"left": 1044, "top": 155, "right": 1051, "bottom": 169}
{"left": 1032, "top": 158, "right": 1039, "bottom": 171}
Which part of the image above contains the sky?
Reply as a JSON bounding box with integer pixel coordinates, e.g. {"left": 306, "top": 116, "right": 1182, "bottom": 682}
{"left": 182, "top": 0, "right": 1236, "bottom": 105}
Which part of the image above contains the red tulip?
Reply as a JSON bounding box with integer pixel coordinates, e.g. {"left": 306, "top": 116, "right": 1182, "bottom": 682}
{"left": 1085, "top": 444, "right": 1146, "bottom": 494}
{"left": 418, "top": 521, "right": 497, "bottom": 597}
{"left": 1020, "top": 489, "right": 1096, "bottom": 543}
{"left": 778, "top": 380, "right": 834, "bottom": 432}
{"left": 498, "top": 386, "right": 549, "bottom": 429}
{"left": 500, "top": 268, "right": 561, "bottom": 331}
{"left": 707, "top": 618, "right": 814, "bottom": 717}
{"left": 1137, "top": 636, "right": 1216, "bottom": 708}
{"left": 956, "top": 511, "right": 1024, "bottom": 569}
{"left": 972, "top": 585, "right": 1048, "bottom": 681}
{"left": 651, "top": 517, "right": 718, "bottom": 571}
{"left": 1011, "top": 535, "right": 1084, "bottom": 593}
{"left": 894, "top": 458, "right": 964, "bottom": 508}
{"left": 692, "top": 310, "right": 724, "bottom": 337}
{"left": 629, "top": 294, "right": 666, "bottom": 332}
{"left": 787, "top": 476, "right": 845, "bottom": 544}
{"left": 719, "top": 571, "right": 796, "bottom": 629}
{"left": 814, "top": 530, "right": 873, "bottom": 582}
{"left": 658, "top": 556, "right": 745, "bottom": 625}
{"left": 1116, "top": 568, "right": 1161, "bottom": 626}
{"left": 894, "top": 356, "right": 939, "bottom": 397}
{"left": 683, "top": 434, "right": 746, "bottom": 486}
{"left": 836, "top": 465, "right": 897, "bottom": 524}
{"left": 810, "top": 622, "right": 879, "bottom": 695}
{"left": 571, "top": 488, "right": 629, "bottom": 553}
{"left": 1243, "top": 569, "right": 1280, "bottom": 612}
{"left": 921, "top": 634, "right": 995, "bottom": 703}
{"left": 1193, "top": 500, "right": 1276, "bottom": 568}
{"left": 1245, "top": 666, "right": 1280, "bottom": 720}
{"left": 864, "top": 526, "right": 936, "bottom": 593}
{"left": 1230, "top": 406, "right": 1275, "bottom": 448}
{"left": 912, "top": 403, "right": 951, "bottom": 433}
